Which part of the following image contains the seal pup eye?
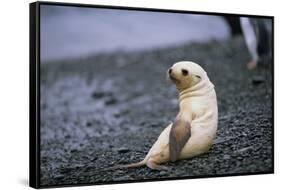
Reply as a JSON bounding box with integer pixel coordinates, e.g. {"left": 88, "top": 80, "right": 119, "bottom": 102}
{"left": 181, "top": 69, "right": 188, "bottom": 76}
{"left": 195, "top": 75, "right": 201, "bottom": 79}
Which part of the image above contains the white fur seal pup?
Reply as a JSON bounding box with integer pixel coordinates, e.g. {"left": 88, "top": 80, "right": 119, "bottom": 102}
{"left": 111, "top": 61, "right": 218, "bottom": 170}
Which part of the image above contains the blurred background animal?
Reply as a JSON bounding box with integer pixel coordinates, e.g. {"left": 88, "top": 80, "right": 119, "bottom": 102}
{"left": 240, "top": 17, "right": 272, "bottom": 69}
{"left": 224, "top": 16, "right": 272, "bottom": 70}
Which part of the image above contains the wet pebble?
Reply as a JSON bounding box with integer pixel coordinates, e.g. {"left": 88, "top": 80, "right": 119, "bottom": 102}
{"left": 105, "top": 97, "right": 118, "bottom": 105}
{"left": 251, "top": 76, "right": 265, "bottom": 85}
{"left": 117, "top": 147, "right": 130, "bottom": 154}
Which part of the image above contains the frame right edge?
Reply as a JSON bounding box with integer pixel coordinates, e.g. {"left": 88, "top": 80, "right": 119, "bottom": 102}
{"left": 29, "top": 2, "right": 40, "bottom": 189}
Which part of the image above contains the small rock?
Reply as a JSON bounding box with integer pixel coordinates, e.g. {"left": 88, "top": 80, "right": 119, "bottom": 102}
{"left": 86, "top": 122, "right": 92, "bottom": 127}
{"left": 213, "top": 137, "right": 235, "bottom": 145}
{"left": 223, "top": 155, "right": 231, "bottom": 159}
{"left": 251, "top": 76, "right": 265, "bottom": 85}
{"left": 65, "top": 134, "right": 71, "bottom": 139}
{"left": 105, "top": 97, "right": 118, "bottom": 105}
{"left": 53, "top": 174, "right": 64, "bottom": 179}
{"left": 139, "top": 120, "right": 146, "bottom": 126}
{"left": 42, "top": 103, "right": 47, "bottom": 110}
{"left": 236, "top": 146, "right": 253, "bottom": 153}
{"left": 219, "top": 115, "right": 231, "bottom": 120}
{"left": 237, "top": 156, "right": 243, "bottom": 160}
{"left": 91, "top": 91, "right": 106, "bottom": 99}
{"left": 114, "top": 175, "right": 131, "bottom": 181}
{"left": 70, "top": 149, "right": 78, "bottom": 153}
{"left": 117, "top": 147, "right": 130, "bottom": 153}
{"left": 149, "top": 123, "right": 160, "bottom": 128}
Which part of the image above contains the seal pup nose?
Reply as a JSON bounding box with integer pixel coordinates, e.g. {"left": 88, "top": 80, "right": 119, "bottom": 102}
{"left": 168, "top": 68, "right": 173, "bottom": 74}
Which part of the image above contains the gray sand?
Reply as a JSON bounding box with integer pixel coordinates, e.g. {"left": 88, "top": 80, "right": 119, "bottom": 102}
{"left": 40, "top": 37, "right": 273, "bottom": 187}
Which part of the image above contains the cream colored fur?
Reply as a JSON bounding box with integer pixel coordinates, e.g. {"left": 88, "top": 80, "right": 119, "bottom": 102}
{"left": 114, "top": 61, "right": 218, "bottom": 170}
{"left": 144, "top": 61, "right": 218, "bottom": 166}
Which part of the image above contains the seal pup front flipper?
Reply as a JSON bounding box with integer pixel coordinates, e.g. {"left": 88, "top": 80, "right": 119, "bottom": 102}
{"left": 169, "top": 117, "right": 191, "bottom": 162}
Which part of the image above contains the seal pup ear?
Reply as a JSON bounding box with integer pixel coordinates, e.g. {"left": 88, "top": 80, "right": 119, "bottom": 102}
{"left": 169, "top": 117, "right": 191, "bottom": 162}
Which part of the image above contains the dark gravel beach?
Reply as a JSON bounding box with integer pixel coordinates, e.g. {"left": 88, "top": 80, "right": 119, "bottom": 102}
{"left": 40, "top": 37, "right": 273, "bottom": 187}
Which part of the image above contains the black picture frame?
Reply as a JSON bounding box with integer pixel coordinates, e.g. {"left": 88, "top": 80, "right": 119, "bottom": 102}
{"left": 30, "top": 1, "right": 274, "bottom": 188}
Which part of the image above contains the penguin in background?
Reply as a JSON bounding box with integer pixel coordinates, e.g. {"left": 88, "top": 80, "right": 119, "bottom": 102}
{"left": 240, "top": 17, "right": 272, "bottom": 70}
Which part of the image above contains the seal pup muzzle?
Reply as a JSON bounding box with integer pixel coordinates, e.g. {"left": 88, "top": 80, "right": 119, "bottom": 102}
{"left": 107, "top": 61, "right": 218, "bottom": 170}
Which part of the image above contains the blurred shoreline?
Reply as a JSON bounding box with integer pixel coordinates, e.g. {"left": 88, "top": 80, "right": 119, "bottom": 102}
{"left": 41, "top": 5, "right": 230, "bottom": 62}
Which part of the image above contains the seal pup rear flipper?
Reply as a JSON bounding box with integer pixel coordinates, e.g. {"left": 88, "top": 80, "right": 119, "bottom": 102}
{"left": 102, "top": 160, "right": 146, "bottom": 171}
{"left": 104, "top": 159, "right": 168, "bottom": 171}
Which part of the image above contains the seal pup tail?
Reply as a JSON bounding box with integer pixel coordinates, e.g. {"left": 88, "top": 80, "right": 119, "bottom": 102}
{"left": 103, "top": 160, "right": 147, "bottom": 171}
{"left": 118, "top": 160, "right": 147, "bottom": 169}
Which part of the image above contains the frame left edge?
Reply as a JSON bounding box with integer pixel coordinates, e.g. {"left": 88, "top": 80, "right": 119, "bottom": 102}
{"left": 29, "top": 1, "right": 40, "bottom": 189}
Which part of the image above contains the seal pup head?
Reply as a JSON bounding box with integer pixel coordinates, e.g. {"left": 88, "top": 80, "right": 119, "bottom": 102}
{"left": 168, "top": 61, "right": 207, "bottom": 91}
